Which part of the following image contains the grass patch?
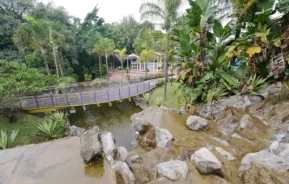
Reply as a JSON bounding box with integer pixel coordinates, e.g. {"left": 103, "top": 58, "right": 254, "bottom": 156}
{"left": 149, "top": 82, "right": 181, "bottom": 110}
{"left": 0, "top": 113, "right": 46, "bottom": 147}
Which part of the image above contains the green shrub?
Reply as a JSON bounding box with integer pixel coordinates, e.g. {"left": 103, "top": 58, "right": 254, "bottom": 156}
{"left": 155, "top": 97, "right": 163, "bottom": 106}
{"left": 0, "top": 129, "right": 19, "bottom": 149}
{"left": 141, "top": 93, "right": 150, "bottom": 104}
{"left": 156, "top": 79, "right": 165, "bottom": 87}
{"left": 37, "top": 112, "right": 66, "bottom": 140}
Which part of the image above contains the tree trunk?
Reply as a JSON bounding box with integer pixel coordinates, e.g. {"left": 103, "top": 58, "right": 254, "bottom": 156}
{"left": 164, "top": 32, "right": 170, "bottom": 101}
{"left": 145, "top": 61, "right": 148, "bottom": 78}
{"left": 52, "top": 45, "right": 59, "bottom": 76}
{"left": 121, "top": 60, "right": 124, "bottom": 79}
{"left": 105, "top": 53, "right": 109, "bottom": 80}
{"left": 58, "top": 50, "right": 64, "bottom": 77}
{"left": 199, "top": 21, "right": 207, "bottom": 64}
{"left": 99, "top": 55, "right": 102, "bottom": 78}
{"left": 49, "top": 29, "right": 59, "bottom": 77}
{"left": 40, "top": 47, "right": 50, "bottom": 75}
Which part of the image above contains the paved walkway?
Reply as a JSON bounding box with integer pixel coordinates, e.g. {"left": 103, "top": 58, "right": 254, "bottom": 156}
{"left": 0, "top": 137, "right": 116, "bottom": 184}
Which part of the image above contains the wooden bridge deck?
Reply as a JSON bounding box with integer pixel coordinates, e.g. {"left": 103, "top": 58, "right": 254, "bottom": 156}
{"left": 20, "top": 79, "right": 158, "bottom": 111}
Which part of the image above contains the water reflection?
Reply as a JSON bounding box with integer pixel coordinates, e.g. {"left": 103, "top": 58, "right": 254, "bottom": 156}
{"left": 84, "top": 158, "right": 105, "bottom": 178}
{"left": 69, "top": 100, "right": 142, "bottom": 151}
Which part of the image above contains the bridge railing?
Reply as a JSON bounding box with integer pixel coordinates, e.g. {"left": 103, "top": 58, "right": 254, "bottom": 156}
{"left": 20, "top": 79, "right": 160, "bottom": 110}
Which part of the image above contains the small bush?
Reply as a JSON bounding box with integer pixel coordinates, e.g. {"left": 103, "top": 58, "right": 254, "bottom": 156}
{"left": 141, "top": 93, "right": 150, "bottom": 104}
{"left": 155, "top": 97, "right": 163, "bottom": 106}
{"left": 37, "top": 112, "right": 66, "bottom": 140}
{"left": 0, "top": 129, "right": 19, "bottom": 149}
{"left": 156, "top": 79, "right": 165, "bottom": 87}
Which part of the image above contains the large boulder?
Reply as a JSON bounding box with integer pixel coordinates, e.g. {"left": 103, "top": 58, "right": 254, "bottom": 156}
{"left": 80, "top": 126, "right": 102, "bottom": 162}
{"left": 137, "top": 124, "right": 173, "bottom": 150}
{"left": 239, "top": 143, "right": 289, "bottom": 174}
{"left": 155, "top": 127, "right": 173, "bottom": 148}
{"left": 114, "top": 147, "right": 128, "bottom": 162}
{"left": 240, "top": 162, "right": 285, "bottom": 184}
{"left": 195, "top": 95, "right": 251, "bottom": 119}
{"left": 112, "top": 161, "right": 135, "bottom": 184}
{"left": 131, "top": 107, "right": 163, "bottom": 133}
{"left": 128, "top": 148, "right": 178, "bottom": 183}
{"left": 186, "top": 116, "right": 208, "bottom": 131}
{"left": 69, "top": 125, "right": 85, "bottom": 137}
{"left": 137, "top": 124, "right": 157, "bottom": 150}
{"left": 100, "top": 131, "right": 116, "bottom": 161}
{"left": 156, "top": 160, "right": 188, "bottom": 181}
{"left": 191, "top": 147, "right": 223, "bottom": 176}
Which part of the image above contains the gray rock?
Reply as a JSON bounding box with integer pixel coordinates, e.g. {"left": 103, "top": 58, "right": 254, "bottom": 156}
{"left": 248, "top": 95, "right": 264, "bottom": 104}
{"left": 100, "top": 132, "right": 115, "bottom": 161}
{"left": 80, "top": 126, "right": 102, "bottom": 162}
{"left": 195, "top": 95, "right": 251, "bottom": 119}
{"left": 238, "top": 114, "right": 255, "bottom": 131}
{"left": 112, "top": 161, "right": 135, "bottom": 184}
{"left": 131, "top": 107, "right": 163, "bottom": 133}
{"left": 215, "top": 147, "right": 236, "bottom": 161}
{"left": 155, "top": 127, "right": 173, "bottom": 148}
{"left": 114, "top": 147, "right": 128, "bottom": 162}
{"left": 239, "top": 143, "right": 289, "bottom": 174}
{"left": 69, "top": 125, "right": 85, "bottom": 137}
{"left": 257, "top": 83, "right": 282, "bottom": 99}
{"left": 186, "top": 116, "right": 208, "bottom": 131}
{"left": 156, "top": 160, "right": 188, "bottom": 181}
{"left": 191, "top": 147, "right": 223, "bottom": 176}
{"left": 130, "top": 155, "right": 143, "bottom": 163}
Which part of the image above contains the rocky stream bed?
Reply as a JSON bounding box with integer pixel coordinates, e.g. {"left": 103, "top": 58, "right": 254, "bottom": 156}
{"left": 77, "top": 83, "right": 289, "bottom": 184}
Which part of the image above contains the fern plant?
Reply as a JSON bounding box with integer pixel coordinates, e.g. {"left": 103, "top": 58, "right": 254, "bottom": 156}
{"left": 155, "top": 97, "right": 163, "bottom": 107}
{"left": 207, "top": 87, "right": 228, "bottom": 104}
{"left": 0, "top": 129, "right": 19, "bottom": 149}
{"left": 245, "top": 74, "right": 268, "bottom": 95}
{"left": 141, "top": 93, "right": 150, "bottom": 104}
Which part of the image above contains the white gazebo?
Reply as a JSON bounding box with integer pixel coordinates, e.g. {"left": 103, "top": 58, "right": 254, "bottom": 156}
{"left": 128, "top": 52, "right": 163, "bottom": 71}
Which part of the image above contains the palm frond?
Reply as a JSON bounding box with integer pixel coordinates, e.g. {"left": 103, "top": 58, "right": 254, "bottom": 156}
{"left": 140, "top": 2, "right": 165, "bottom": 18}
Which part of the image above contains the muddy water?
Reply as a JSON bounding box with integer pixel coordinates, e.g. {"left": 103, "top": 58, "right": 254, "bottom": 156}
{"left": 69, "top": 100, "right": 142, "bottom": 151}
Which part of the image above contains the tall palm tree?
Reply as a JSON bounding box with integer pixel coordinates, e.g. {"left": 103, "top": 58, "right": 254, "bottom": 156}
{"left": 94, "top": 38, "right": 116, "bottom": 80}
{"left": 114, "top": 48, "right": 127, "bottom": 79}
{"left": 140, "top": 0, "right": 182, "bottom": 100}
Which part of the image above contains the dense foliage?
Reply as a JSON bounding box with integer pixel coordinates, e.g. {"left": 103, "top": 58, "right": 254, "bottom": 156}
{"left": 172, "top": 0, "right": 289, "bottom": 106}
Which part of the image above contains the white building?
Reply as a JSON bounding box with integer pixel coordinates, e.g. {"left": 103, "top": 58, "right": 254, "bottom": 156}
{"left": 126, "top": 52, "right": 163, "bottom": 71}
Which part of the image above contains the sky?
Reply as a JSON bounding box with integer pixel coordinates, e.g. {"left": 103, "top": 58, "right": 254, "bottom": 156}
{"left": 40, "top": 0, "right": 189, "bottom": 23}
{"left": 41, "top": 0, "right": 145, "bottom": 23}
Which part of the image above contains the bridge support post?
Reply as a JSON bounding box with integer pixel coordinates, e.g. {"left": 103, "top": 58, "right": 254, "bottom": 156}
{"left": 34, "top": 96, "right": 39, "bottom": 108}
{"left": 80, "top": 93, "right": 83, "bottom": 104}
{"left": 50, "top": 95, "right": 55, "bottom": 106}
{"left": 94, "top": 92, "right": 97, "bottom": 102}
{"left": 107, "top": 90, "right": 110, "bottom": 101}
{"left": 65, "top": 93, "right": 69, "bottom": 105}
{"left": 128, "top": 87, "right": 130, "bottom": 96}
{"left": 119, "top": 89, "right": 121, "bottom": 99}
{"left": 137, "top": 85, "right": 138, "bottom": 94}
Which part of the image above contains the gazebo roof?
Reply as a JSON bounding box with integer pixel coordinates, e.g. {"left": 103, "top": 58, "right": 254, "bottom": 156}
{"left": 126, "top": 54, "right": 139, "bottom": 59}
